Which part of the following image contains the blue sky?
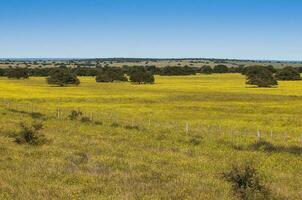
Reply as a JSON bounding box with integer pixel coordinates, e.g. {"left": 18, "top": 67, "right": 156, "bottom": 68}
{"left": 0, "top": 0, "right": 302, "bottom": 60}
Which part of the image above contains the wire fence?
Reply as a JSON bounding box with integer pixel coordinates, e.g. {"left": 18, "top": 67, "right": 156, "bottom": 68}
{"left": 1, "top": 101, "right": 302, "bottom": 147}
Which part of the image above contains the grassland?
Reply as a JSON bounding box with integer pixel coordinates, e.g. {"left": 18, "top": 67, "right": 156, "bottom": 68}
{"left": 0, "top": 74, "right": 301, "bottom": 199}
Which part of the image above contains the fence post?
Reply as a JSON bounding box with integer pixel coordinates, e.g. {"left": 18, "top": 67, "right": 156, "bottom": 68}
{"left": 270, "top": 130, "right": 273, "bottom": 142}
{"left": 257, "top": 130, "right": 261, "bottom": 141}
{"left": 185, "top": 122, "right": 189, "bottom": 134}
{"left": 90, "top": 112, "right": 93, "bottom": 121}
{"left": 56, "top": 108, "right": 60, "bottom": 118}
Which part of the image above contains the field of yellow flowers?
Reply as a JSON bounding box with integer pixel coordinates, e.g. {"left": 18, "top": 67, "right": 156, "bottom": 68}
{"left": 0, "top": 74, "right": 301, "bottom": 199}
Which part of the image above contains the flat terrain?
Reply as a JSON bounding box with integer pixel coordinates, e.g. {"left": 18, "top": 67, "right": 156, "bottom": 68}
{"left": 1, "top": 58, "right": 302, "bottom": 69}
{"left": 0, "top": 74, "right": 302, "bottom": 199}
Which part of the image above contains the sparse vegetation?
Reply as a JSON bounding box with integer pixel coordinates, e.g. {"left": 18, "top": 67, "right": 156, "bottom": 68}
{"left": 15, "top": 121, "right": 48, "bottom": 145}
{"left": 0, "top": 71, "right": 301, "bottom": 199}
{"left": 223, "top": 164, "right": 271, "bottom": 200}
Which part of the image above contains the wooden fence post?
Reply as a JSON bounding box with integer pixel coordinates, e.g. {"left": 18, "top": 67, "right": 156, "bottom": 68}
{"left": 257, "top": 130, "right": 261, "bottom": 141}
{"left": 185, "top": 122, "right": 189, "bottom": 134}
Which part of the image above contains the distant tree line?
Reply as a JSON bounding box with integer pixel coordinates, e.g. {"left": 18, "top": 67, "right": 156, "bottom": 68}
{"left": 1, "top": 65, "right": 302, "bottom": 88}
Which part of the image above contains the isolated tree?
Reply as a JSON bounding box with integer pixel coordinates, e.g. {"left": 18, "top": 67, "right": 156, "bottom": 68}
{"left": 200, "top": 65, "right": 213, "bottom": 74}
{"left": 245, "top": 66, "right": 277, "bottom": 87}
{"left": 47, "top": 68, "right": 80, "bottom": 86}
{"left": 213, "top": 65, "right": 228, "bottom": 73}
{"left": 275, "top": 66, "right": 301, "bottom": 81}
{"left": 129, "top": 66, "right": 155, "bottom": 84}
{"left": 7, "top": 68, "right": 29, "bottom": 79}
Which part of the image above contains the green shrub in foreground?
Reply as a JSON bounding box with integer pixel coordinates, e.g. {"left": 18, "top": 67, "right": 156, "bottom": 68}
{"left": 223, "top": 164, "right": 271, "bottom": 200}
{"left": 15, "top": 121, "right": 48, "bottom": 146}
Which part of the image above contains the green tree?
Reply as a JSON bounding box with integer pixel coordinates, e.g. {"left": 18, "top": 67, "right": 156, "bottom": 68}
{"left": 275, "top": 66, "right": 301, "bottom": 81}
{"left": 7, "top": 68, "right": 29, "bottom": 79}
{"left": 213, "top": 65, "right": 228, "bottom": 73}
{"left": 245, "top": 66, "right": 277, "bottom": 87}
{"left": 200, "top": 65, "right": 213, "bottom": 74}
{"left": 0, "top": 68, "right": 5, "bottom": 76}
{"left": 47, "top": 68, "right": 80, "bottom": 86}
{"left": 95, "top": 67, "right": 128, "bottom": 82}
{"left": 129, "top": 66, "right": 155, "bottom": 84}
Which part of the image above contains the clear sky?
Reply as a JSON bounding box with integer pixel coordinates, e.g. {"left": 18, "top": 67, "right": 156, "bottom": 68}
{"left": 0, "top": 0, "right": 302, "bottom": 60}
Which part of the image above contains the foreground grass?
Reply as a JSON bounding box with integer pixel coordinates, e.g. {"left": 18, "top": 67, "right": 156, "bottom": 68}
{"left": 0, "top": 74, "right": 301, "bottom": 199}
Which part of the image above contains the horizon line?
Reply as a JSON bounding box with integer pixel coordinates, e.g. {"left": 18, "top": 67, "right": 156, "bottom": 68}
{"left": 1, "top": 57, "right": 302, "bottom": 63}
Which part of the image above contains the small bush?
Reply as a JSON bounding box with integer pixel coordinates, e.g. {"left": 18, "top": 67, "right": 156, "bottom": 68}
{"left": 111, "top": 122, "right": 120, "bottom": 128}
{"left": 250, "top": 141, "right": 276, "bottom": 152}
{"left": 69, "top": 152, "right": 89, "bottom": 165}
{"left": 15, "top": 121, "right": 48, "bottom": 146}
{"left": 94, "top": 121, "right": 103, "bottom": 125}
{"left": 81, "top": 117, "right": 92, "bottom": 123}
{"left": 223, "top": 164, "right": 271, "bottom": 200}
{"left": 124, "top": 125, "right": 139, "bottom": 130}
{"left": 68, "top": 110, "right": 83, "bottom": 120}
{"left": 188, "top": 137, "right": 202, "bottom": 146}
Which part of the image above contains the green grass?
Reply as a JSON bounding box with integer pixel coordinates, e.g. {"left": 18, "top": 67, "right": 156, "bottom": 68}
{"left": 0, "top": 74, "right": 301, "bottom": 199}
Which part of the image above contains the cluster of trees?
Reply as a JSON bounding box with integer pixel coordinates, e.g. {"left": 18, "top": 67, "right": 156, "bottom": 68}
{"left": 7, "top": 68, "right": 29, "bottom": 79}
{"left": 244, "top": 66, "right": 301, "bottom": 87}
{"left": 96, "top": 67, "right": 128, "bottom": 82}
{"left": 46, "top": 68, "right": 80, "bottom": 86}
{"left": 1, "top": 64, "right": 301, "bottom": 88}
{"left": 0, "top": 66, "right": 155, "bottom": 87}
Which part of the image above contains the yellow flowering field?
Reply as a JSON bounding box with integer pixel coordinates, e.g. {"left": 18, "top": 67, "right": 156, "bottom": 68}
{"left": 0, "top": 74, "right": 301, "bottom": 199}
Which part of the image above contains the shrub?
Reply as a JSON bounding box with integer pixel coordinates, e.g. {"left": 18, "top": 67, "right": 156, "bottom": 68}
{"left": 250, "top": 141, "right": 276, "bottom": 152}
{"left": 69, "top": 152, "right": 89, "bottom": 165}
{"left": 245, "top": 66, "right": 278, "bottom": 87}
{"left": 81, "top": 117, "right": 92, "bottom": 123}
{"left": 223, "top": 164, "right": 270, "bottom": 200}
{"left": 68, "top": 110, "right": 83, "bottom": 120}
{"left": 7, "top": 68, "right": 29, "bottom": 79}
{"left": 47, "top": 68, "right": 80, "bottom": 86}
{"left": 124, "top": 125, "right": 139, "bottom": 130}
{"left": 129, "top": 66, "right": 155, "bottom": 84}
{"left": 15, "top": 121, "right": 48, "bottom": 145}
{"left": 188, "top": 136, "right": 202, "bottom": 146}
{"left": 94, "top": 121, "right": 103, "bottom": 125}
{"left": 111, "top": 122, "right": 120, "bottom": 128}
{"left": 275, "top": 66, "right": 301, "bottom": 81}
